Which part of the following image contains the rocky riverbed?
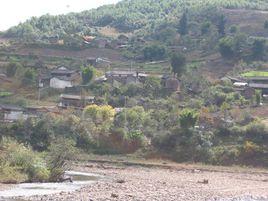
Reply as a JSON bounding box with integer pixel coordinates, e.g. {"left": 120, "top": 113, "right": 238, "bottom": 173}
{"left": 1, "top": 162, "right": 268, "bottom": 201}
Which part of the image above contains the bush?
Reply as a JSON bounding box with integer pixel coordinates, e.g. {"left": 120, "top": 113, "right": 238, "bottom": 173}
{"left": 81, "top": 66, "right": 95, "bottom": 84}
{"left": 211, "top": 146, "right": 240, "bottom": 165}
{"left": 252, "top": 38, "right": 266, "bottom": 60}
{"left": 47, "top": 138, "right": 77, "bottom": 182}
{"left": 264, "top": 20, "right": 268, "bottom": 29}
{"left": 179, "top": 109, "right": 199, "bottom": 130}
{"left": 6, "top": 62, "right": 22, "bottom": 77}
{"left": 201, "top": 21, "right": 211, "bottom": 35}
{"left": 219, "top": 36, "right": 235, "bottom": 58}
{"left": 22, "top": 68, "right": 37, "bottom": 86}
{"left": 143, "top": 44, "right": 167, "bottom": 61}
{"left": 229, "top": 25, "right": 238, "bottom": 33}
{"left": 0, "top": 138, "right": 50, "bottom": 183}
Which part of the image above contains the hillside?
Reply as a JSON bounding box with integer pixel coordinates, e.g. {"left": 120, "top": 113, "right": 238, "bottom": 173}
{"left": 5, "top": 0, "right": 268, "bottom": 39}
{"left": 1, "top": 0, "right": 268, "bottom": 195}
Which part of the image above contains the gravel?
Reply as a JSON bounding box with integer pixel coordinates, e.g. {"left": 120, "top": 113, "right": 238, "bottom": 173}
{"left": 2, "top": 163, "right": 268, "bottom": 201}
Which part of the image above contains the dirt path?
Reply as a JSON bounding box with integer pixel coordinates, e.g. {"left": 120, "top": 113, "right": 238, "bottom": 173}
{"left": 23, "top": 162, "right": 268, "bottom": 201}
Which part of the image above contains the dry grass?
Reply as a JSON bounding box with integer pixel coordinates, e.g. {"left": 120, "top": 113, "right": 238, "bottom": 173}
{"left": 98, "top": 26, "right": 132, "bottom": 39}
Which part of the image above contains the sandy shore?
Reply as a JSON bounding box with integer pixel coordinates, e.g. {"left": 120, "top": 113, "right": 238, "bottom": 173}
{"left": 19, "top": 162, "right": 268, "bottom": 201}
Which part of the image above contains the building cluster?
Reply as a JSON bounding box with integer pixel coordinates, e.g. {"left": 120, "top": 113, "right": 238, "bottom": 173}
{"left": 1, "top": 62, "right": 181, "bottom": 123}
{"left": 228, "top": 75, "right": 268, "bottom": 99}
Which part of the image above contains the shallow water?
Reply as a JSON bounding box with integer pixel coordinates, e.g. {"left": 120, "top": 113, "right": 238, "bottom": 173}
{"left": 0, "top": 171, "right": 103, "bottom": 199}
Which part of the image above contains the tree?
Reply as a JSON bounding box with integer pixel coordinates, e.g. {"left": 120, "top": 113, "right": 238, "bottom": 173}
{"left": 179, "top": 12, "right": 188, "bottom": 35}
{"left": 170, "top": 53, "right": 186, "bottom": 77}
{"left": 264, "top": 20, "right": 268, "bottom": 29}
{"left": 83, "top": 104, "right": 115, "bottom": 124}
{"left": 201, "top": 21, "right": 211, "bottom": 35}
{"left": 47, "top": 138, "right": 77, "bottom": 182}
{"left": 6, "top": 62, "right": 22, "bottom": 77}
{"left": 179, "top": 109, "right": 199, "bottom": 130}
{"left": 255, "top": 90, "right": 262, "bottom": 106}
{"left": 229, "top": 25, "right": 238, "bottom": 34}
{"left": 143, "top": 44, "right": 167, "bottom": 61}
{"left": 252, "top": 38, "right": 266, "bottom": 60}
{"left": 81, "top": 66, "right": 95, "bottom": 84}
{"left": 143, "top": 76, "right": 161, "bottom": 98}
{"left": 219, "top": 36, "right": 235, "bottom": 58}
{"left": 217, "top": 15, "right": 226, "bottom": 36}
{"left": 114, "top": 106, "right": 148, "bottom": 132}
{"left": 22, "top": 68, "right": 37, "bottom": 86}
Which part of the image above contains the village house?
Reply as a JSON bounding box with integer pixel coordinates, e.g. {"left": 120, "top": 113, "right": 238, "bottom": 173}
{"left": 86, "top": 57, "right": 111, "bottom": 68}
{"left": 0, "top": 105, "right": 27, "bottom": 122}
{"left": 230, "top": 76, "right": 268, "bottom": 97}
{"left": 39, "top": 67, "right": 80, "bottom": 89}
{"left": 105, "top": 71, "right": 148, "bottom": 85}
{"left": 94, "top": 38, "right": 109, "bottom": 48}
{"left": 246, "top": 76, "right": 268, "bottom": 84}
{"left": 83, "top": 35, "right": 96, "bottom": 44}
{"left": 25, "top": 106, "right": 59, "bottom": 118}
{"left": 161, "top": 75, "right": 181, "bottom": 92}
{"left": 59, "top": 94, "right": 95, "bottom": 109}
{"left": 42, "top": 35, "right": 60, "bottom": 44}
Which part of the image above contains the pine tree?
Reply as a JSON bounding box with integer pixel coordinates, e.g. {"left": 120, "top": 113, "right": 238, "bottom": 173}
{"left": 217, "top": 15, "right": 227, "bottom": 36}
{"left": 179, "top": 12, "right": 188, "bottom": 35}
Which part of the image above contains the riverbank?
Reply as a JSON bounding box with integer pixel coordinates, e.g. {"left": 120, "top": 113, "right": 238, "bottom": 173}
{"left": 14, "top": 160, "right": 268, "bottom": 201}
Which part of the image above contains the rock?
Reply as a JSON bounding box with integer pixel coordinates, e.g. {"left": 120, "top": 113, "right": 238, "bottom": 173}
{"left": 198, "top": 179, "right": 209, "bottom": 184}
{"left": 111, "top": 193, "right": 119, "bottom": 198}
{"left": 116, "top": 179, "right": 126, "bottom": 184}
{"left": 192, "top": 169, "right": 201, "bottom": 173}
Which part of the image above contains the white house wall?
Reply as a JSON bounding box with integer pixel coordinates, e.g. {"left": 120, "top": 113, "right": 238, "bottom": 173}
{"left": 50, "top": 77, "right": 73, "bottom": 89}
{"left": 4, "top": 111, "right": 27, "bottom": 121}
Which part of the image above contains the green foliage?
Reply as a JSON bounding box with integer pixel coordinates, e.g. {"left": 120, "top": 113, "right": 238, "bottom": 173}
{"left": 179, "top": 109, "right": 199, "bottom": 130}
{"left": 143, "top": 76, "right": 161, "bottom": 98}
{"left": 252, "top": 38, "right": 266, "bottom": 59}
{"left": 179, "top": 12, "right": 188, "bottom": 35}
{"left": 22, "top": 68, "right": 37, "bottom": 86}
{"left": 115, "top": 106, "right": 148, "bottom": 133}
{"left": 201, "top": 21, "right": 211, "bottom": 35}
{"left": 6, "top": 62, "right": 22, "bottom": 77}
{"left": 242, "top": 71, "right": 268, "bottom": 77}
{"left": 264, "top": 20, "right": 268, "bottom": 29}
{"left": 229, "top": 25, "right": 238, "bottom": 33}
{"left": 47, "top": 138, "right": 77, "bottom": 182}
{"left": 217, "top": 14, "right": 227, "bottom": 36}
{"left": 255, "top": 90, "right": 262, "bottom": 106}
{"left": 170, "top": 53, "right": 186, "bottom": 77}
{"left": 219, "top": 36, "right": 235, "bottom": 58}
{"left": 143, "top": 44, "right": 167, "bottom": 61}
{"left": 81, "top": 66, "right": 95, "bottom": 84}
{"left": 6, "top": 0, "right": 268, "bottom": 41}
{"left": 0, "top": 138, "right": 49, "bottom": 183}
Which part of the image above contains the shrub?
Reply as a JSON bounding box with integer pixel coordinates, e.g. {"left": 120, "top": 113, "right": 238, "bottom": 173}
{"left": 0, "top": 138, "right": 50, "bottom": 183}
{"left": 252, "top": 38, "right": 266, "bottom": 59}
{"left": 264, "top": 20, "right": 268, "bottom": 29}
{"left": 81, "top": 65, "right": 95, "bottom": 84}
{"left": 143, "top": 44, "right": 167, "bottom": 61}
{"left": 201, "top": 21, "right": 211, "bottom": 35}
{"left": 211, "top": 146, "right": 240, "bottom": 165}
{"left": 219, "top": 36, "right": 235, "bottom": 58}
{"left": 22, "top": 68, "right": 37, "bottom": 86}
{"left": 170, "top": 53, "right": 186, "bottom": 77}
{"left": 229, "top": 25, "right": 238, "bottom": 33}
{"left": 6, "top": 62, "right": 22, "bottom": 77}
{"left": 179, "top": 109, "right": 199, "bottom": 130}
{"left": 47, "top": 138, "right": 77, "bottom": 182}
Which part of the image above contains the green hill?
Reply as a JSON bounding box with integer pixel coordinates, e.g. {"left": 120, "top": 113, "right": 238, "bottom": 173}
{"left": 5, "top": 0, "right": 268, "bottom": 40}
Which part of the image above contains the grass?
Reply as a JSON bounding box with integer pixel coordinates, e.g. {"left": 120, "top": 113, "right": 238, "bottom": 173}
{"left": 0, "top": 91, "right": 13, "bottom": 98}
{"left": 241, "top": 71, "right": 268, "bottom": 77}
